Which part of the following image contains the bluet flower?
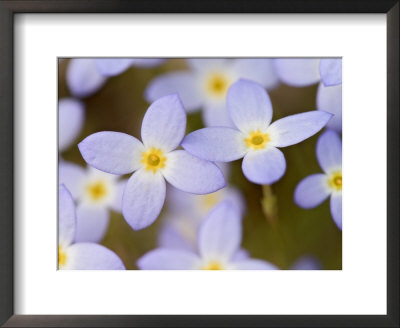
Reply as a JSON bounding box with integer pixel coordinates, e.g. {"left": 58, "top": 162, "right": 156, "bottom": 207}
{"left": 79, "top": 94, "right": 225, "bottom": 230}
{"left": 182, "top": 79, "right": 332, "bottom": 185}
{"left": 94, "top": 58, "right": 165, "bottom": 76}
{"left": 59, "top": 98, "right": 85, "bottom": 152}
{"left": 138, "top": 201, "right": 277, "bottom": 270}
{"left": 145, "top": 58, "right": 279, "bottom": 127}
{"left": 58, "top": 184, "right": 125, "bottom": 270}
{"left": 59, "top": 162, "right": 126, "bottom": 242}
{"left": 294, "top": 130, "right": 342, "bottom": 229}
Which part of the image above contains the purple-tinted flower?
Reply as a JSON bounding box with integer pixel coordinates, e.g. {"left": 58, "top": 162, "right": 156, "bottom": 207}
{"left": 294, "top": 130, "right": 342, "bottom": 229}
{"left": 138, "top": 201, "right": 277, "bottom": 270}
{"left": 274, "top": 58, "right": 342, "bottom": 131}
{"left": 66, "top": 59, "right": 107, "bottom": 98}
{"left": 159, "top": 184, "right": 245, "bottom": 251}
{"left": 145, "top": 58, "right": 279, "bottom": 127}
{"left": 182, "top": 79, "right": 332, "bottom": 185}
{"left": 58, "top": 184, "right": 125, "bottom": 270}
{"left": 94, "top": 58, "right": 165, "bottom": 76}
{"left": 59, "top": 98, "right": 85, "bottom": 152}
{"left": 59, "top": 162, "right": 126, "bottom": 242}
{"left": 290, "top": 256, "right": 321, "bottom": 270}
{"left": 78, "top": 94, "right": 225, "bottom": 230}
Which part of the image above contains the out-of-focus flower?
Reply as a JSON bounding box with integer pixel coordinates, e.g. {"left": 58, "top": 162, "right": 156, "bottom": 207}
{"left": 294, "top": 130, "right": 342, "bottom": 229}
{"left": 145, "top": 58, "right": 279, "bottom": 127}
{"left": 290, "top": 255, "right": 322, "bottom": 270}
{"left": 59, "top": 162, "right": 126, "bottom": 243}
{"left": 58, "top": 184, "right": 125, "bottom": 270}
{"left": 138, "top": 201, "right": 277, "bottom": 270}
{"left": 159, "top": 184, "right": 245, "bottom": 251}
{"left": 274, "top": 58, "right": 342, "bottom": 132}
{"left": 182, "top": 79, "right": 332, "bottom": 185}
{"left": 94, "top": 58, "right": 165, "bottom": 77}
{"left": 78, "top": 94, "right": 225, "bottom": 231}
{"left": 59, "top": 98, "right": 85, "bottom": 152}
{"left": 66, "top": 59, "right": 107, "bottom": 98}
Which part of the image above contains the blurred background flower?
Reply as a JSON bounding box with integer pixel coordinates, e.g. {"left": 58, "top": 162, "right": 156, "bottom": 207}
{"left": 58, "top": 58, "right": 342, "bottom": 270}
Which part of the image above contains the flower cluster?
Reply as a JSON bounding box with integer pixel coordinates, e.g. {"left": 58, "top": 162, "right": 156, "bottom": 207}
{"left": 59, "top": 58, "right": 342, "bottom": 270}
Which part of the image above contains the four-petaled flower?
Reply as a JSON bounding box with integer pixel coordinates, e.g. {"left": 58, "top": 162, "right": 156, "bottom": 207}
{"left": 145, "top": 59, "right": 279, "bottom": 127}
{"left": 78, "top": 94, "right": 225, "bottom": 230}
{"left": 59, "top": 162, "right": 126, "bottom": 242}
{"left": 58, "top": 184, "right": 125, "bottom": 270}
{"left": 181, "top": 79, "right": 333, "bottom": 185}
{"left": 138, "top": 201, "right": 278, "bottom": 270}
{"left": 294, "top": 130, "right": 342, "bottom": 229}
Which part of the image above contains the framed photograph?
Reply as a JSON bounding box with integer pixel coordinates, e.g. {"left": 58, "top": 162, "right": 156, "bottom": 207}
{"left": 0, "top": 1, "right": 398, "bottom": 327}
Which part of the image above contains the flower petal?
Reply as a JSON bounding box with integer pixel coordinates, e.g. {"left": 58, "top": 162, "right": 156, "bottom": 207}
{"left": 58, "top": 184, "right": 76, "bottom": 247}
{"left": 79, "top": 131, "right": 144, "bottom": 175}
{"left": 137, "top": 248, "right": 201, "bottom": 270}
{"left": 163, "top": 150, "right": 225, "bottom": 194}
{"left": 330, "top": 193, "right": 342, "bottom": 230}
{"left": 227, "top": 79, "right": 273, "bottom": 133}
{"left": 198, "top": 201, "right": 242, "bottom": 262}
{"left": 232, "top": 59, "right": 279, "bottom": 90}
{"left": 294, "top": 174, "right": 331, "bottom": 208}
{"left": 242, "top": 148, "right": 286, "bottom": 185}
{"left": 131, "top": 58, "right": 165, "bottom": 67}
{"left": 64, "top": 243, "right": 125, "bottom": 270}
{"left": 291, "top": 256, "right": 321, "bottom": 270}
{"left": 58, "top": 98, "right": 85, "bottom": 152}
{"left": 66, "top": 59, "right": 107, "bottom": 98}
{"left": 202, "top": 103, "right": 235, "bottom": 127}
{"left": 186, "top": 58, "right": 229, "bottom": 71}
{"left": 268, "top": 111, "right": 333, "bottom": 148}
{"left": 181, "top": 127, "right": 247, "bottom": 162}
{"left": 144, "top": 72, "right": 202, "bottom": 113}
{"left": 231, "top": 259, "right": 278, "bottom": 270}
{"left": 59, "top": 161, "right": 86, "bottom": 198}
{"left": 74, "top": 204, "right": 109, "bottom": 243}
{"left": 316, "top": 83, "right": 342, "bottom": 132}
{"left": 319, "top": 59, "right": 342, "bottom": 86}
{"left": 94, "top": 58, "right": 135, "bottom": 76}
{"left": 122, "top": 169, "right": 166, "bottom": 230}
{"left": 141, "top": 94, "right": 187, "bottom": 151}
{"left": 274, "top": 59, "right": 320, "bottom": 87}
{"left": 109, "top": 179, "right": 127, "bottom": 212}
{"left": 316, "top": 129, "right": 342, "bottom": 173}
{"left": 158, "top": 224, "right": 194, "bottom": 251}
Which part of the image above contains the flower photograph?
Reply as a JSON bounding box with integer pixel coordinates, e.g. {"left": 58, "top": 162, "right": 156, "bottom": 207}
{"left": 58, "top": 58, "right": 342, "bottom": 270}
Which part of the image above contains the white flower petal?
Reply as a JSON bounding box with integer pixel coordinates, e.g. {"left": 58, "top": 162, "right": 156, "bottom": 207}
{"left": 202, "top": 103, "right": 235, "bottom": 127}
{"left": 137, "top": 248, "right": 201, "bottom": 270}
{"left": 94, "top": 58, "right": 135, "bottom": 76}
{"left": 122, "top": 169, "right": 166, "bottom": 230}
{"left": 274, "top": 58, "right": 320, "bottom": 87}
{"left": 294, "top": 174, "right": 331, "bottom": 209}
{"left": 330, "top": 193, "right": 342, "bottom": 230}
{"left": 316, "top": 129, "right": 342, "bottom": 173}
{"left": 231, "top": 259, "right": 279, "bottom": 270}
{"left": 232, "top": 59, "right": 279, "bottom": 90}
{"left": 109, "top": 179, "right": 127, "bottom": 212}
{"left": 74, "top": 204, "right": 110, "bottom": 243}
{"left": 59, "top": 98, "right": 85, "bottom": 152}
{"left": 58, "top": 184, "right": 76, "bottom": 247}
{"left": 59, "top": 161, "right": 86, "bottom": 198}
{"left": 316, "top": 83, "right": 342, "bottom": 132}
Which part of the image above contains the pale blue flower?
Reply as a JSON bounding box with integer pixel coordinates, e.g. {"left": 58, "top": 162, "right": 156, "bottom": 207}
{"left": 59, "top": 98, "right": 85, "bottom": 152}
{"left": 94, "top": 58, "right": 165, "bottom": 76}
{"left": 145, "top": 58, "right": 279, "bottom": 127}
{"left": 59, "top": 162, "right": 126, "bottom": 243}
{"left": 66, "top": 59, "right": 107, "bottom": 98}
{"left": 58, "top": 184, "right": 125, "bottom": 270}
{"left": 138, "top": 201, "right": 277, "bottom": 270}
{"left": 294, "top": 130, "right": 342, "bottom": 229}
{"left": 159, "top": 184, "right": 245, "bottom": 251}
{"left": 78, "top": 94, "right": 225, "bottom": 230}
{"left": 182, "top": 79, "right": 332, "bottom": 185}
{"left": 274, "top": 58, "right": 342, "bottom": 131}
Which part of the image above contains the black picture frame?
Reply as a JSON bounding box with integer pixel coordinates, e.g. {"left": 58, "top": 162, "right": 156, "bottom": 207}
{"left": 0, "top": 1, "right": 398, "bottom": 327}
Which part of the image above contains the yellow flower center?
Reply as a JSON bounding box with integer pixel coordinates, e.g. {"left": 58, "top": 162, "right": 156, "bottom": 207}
{"left": 141, "top": 148, "right": 167, "bottom": 173}
{"left": 58, "top": 246, "right": 67, "bottom": 268}
{"left": 328, "top": 171, "right": 342, "bottom": 191}
{"left": 86, "top": 180, "right": 108, "bottom": 202}
{"left": 205, "top": 72, "right": 231, "bottom": 99}
{"left": 202, "top": 261, "right": 224, "bottom": 270}
{"left": 245, "top": 130, "right": 270, "bottom": 150}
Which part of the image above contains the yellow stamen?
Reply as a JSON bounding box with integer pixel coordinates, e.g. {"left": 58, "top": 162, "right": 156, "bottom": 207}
{"left": 205, "top": 72, "right": 230, "bottom": 99}
{"left": 141, "top": 148, "right": 167, "bottom": 173}
{"left": 86, "top": 180, "right": 108, "bottom": 202}
{"left": 58, "top": 246, "right": 67, "bottom": 268}
{"left": 202, "top": 261, "right": 224, "bottom": 270}
{"left": 244, "top": 130, "right": 270, "bottom": 150}
{"left": 328, "top": 172, "right": 342, "bottom": 191}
